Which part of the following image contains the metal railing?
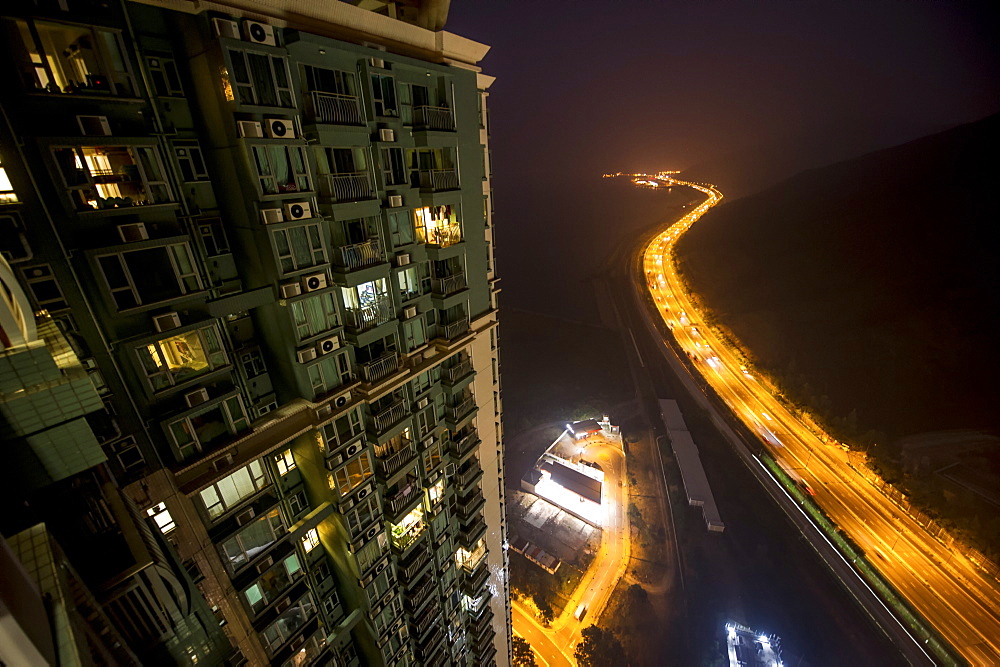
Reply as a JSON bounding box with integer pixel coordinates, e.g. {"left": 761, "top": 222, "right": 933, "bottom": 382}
{"left": 323, "top": 171, "right": 374, "bottom": 202}
{"left": 371, "top": 395, "right": 407, "bottom": 432}
{"left": 443, "top": 359, "right": 473, "bottom": 384}
{"left": 377, "top": 443, "right": 415, "bottom": 478}
{"left": 431, "top": 273, "right": 466, "bottom": 296}
{"left": 446, "top": 396, "right": 475, "bottom": 423}
{"left": 418, "top": 168, "right": 459, "bottom": 191}
{"left": 400, "top": 548, "right": 431, "bottom": 580}
{"left": 387, "top": 483, "right": 421, "bottom": 515}
{"left": 311, "top": 90, "right": 364, "bottom": 125}
{"left": 344, "top": 297, "right": 393, "bottom": 333}
{"left": 448, "top": 431, "right": 480, "bottom": 458}
{"left": 413, "top": 105, "right": 455, "bottom": 131}
{"left": 333, "top": 238, "right": 382, "bottom": 270}
{"left": 456, "top": 463, "right": 483, "bottom": 489}
{"left": 422, "top": 221, "right": 462, "bottom": 248}
{"left": 440, "top": 319, "right": 469, "bottom": 341}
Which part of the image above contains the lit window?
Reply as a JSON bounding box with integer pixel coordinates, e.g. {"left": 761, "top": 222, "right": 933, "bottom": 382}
{"left": 389, "top": 505, "right": 424, "bottom": 551}
{"left": 0, "top": 153, "right": 17, "bottom": 203}
{"left": 302, "top": 528, "right": 320, "bottom": 553}
{"left": 330, "top": 452, "right": 373, "bottom": 495}
{"left": 137, "top": 325, "right": 227, "bottom": 391}
{"left": 53, "top": 145, "right": 171, "bottom": 211}
{"left": 413, "top": 205, "right": 461, "bottom": 247}
{"left": 199, "top": 460, "right": 268, "bottom": 518}
{"left": 274, "top": 449, "right": 296, "bottom": 475}
{"left": 427, "top": 478, "right": 445, "bottom": 506}
{"left": 146, "top": 502, "right": 176, "bottom": 534}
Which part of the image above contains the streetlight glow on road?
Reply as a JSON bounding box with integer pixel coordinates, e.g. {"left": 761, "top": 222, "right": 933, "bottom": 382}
{"left": 633, "top": 172, "right": 1000, "bottom": 665}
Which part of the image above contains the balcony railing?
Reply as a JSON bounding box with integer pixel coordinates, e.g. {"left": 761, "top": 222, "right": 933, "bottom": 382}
{"left": 323, "top": 171, "right": 374, "bottom": 202}
{"left": 413, "top": 105, "right": 455, "bottom": 131}
{"left": 372, "top": 396, "right": 407, "bottom": 432}
{"left": 361, "top": 351, "right": 401, "bottom": 385}
{"left": 439, "top": 319, "right": 470, "bottom": 341}
{"left": 456, "top": 463, "right": 483, "bottom": 489}
{"left": 448, "top": 431, "right": 480, "bottom": 459}
{"left": 311, "top": 90, "right": 364, "bottom": 126}
{"left": 446, "top": 396, "right": 476, "bottom": 423}
{"left": 377, "top": 443, "right": 416, "bottom": 478}
{"left": 333, "top": 238, "right": 382, "bottom": 271}
{"left": 391, "top": 523, "right": 425, "bottom": 552}
{"left": 344, "top": 297, "right": 393, "bottom": 333}
{"left": 431, "top": 273, "right": 466, "bottom": 296}
{"left": 418, "top": 168, "right": 459, "bottom": 192}
{"left": 422, "top": 222, "right": 462, "bottom": 248}
{"left": 406, "top": 575, "right": 436, "bottom": 609}
{"left": 443, "top": 359, "right": 473, "bottom": 384}
{"left": 456, "top": 491, "right": 486, "bottom": 519}
{"left": 400, "top": 547, "right": 431, "bottom": 580}
{"left": 387, "top": 483, "right": 422, "bottom": 515}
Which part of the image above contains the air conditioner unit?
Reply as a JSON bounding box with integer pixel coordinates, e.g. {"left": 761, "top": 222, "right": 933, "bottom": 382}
{"left": 387, "top": 195, "right": 403, "bottom": 208}
{"left": 243, "top": 20, "right": 277, "bottom": 46}
{"left": 275, "top": 597, "right": 291, "bottom": 613}
{"left": 395, "top": 252, "right": 410, "bottom": 267}
{"left": 152, "top": 311, "right": 181, "bottom": 332}
{"left": 117, "top": 222, "right": 148, "bottom": 243}
{"left": 369, "top": 57, "right": 385, "bottom": 69}
{"left": 445, "top": 463, "right": 456, "bottom": 478}
{"left": 283, "top": 201, "right": 311, "bottom": 220}
{"left": 212, "top": 17, "right": 240, "bottom": 39}
{"left": 345, "top": 444, "right": 360, "bottom": 458}
{"left": 416, "top": 397, "right": 429, "bottom": 410}
{"left": 255, "top": 556, "right": 274, "bottom": 573}
{"left": 279, "top": 282, "right": 302, "bottom": 299}
{"left": 184, "top": 388, "right": 210, "bottom": 408}
{"left": 235, "top": 508, "right": 255, "bottom": 526}
{"left": 375, "top": 560, "right": 387, "bottom": 574}
{"left": 76, "top": 115, "right": 111, "bottom": 137}
{"left": 366, "top": 526, "right": 379, "bottom": 540}
{"left": 325, "top": 455, "right": 343, "bottom": 470}
{"left": 316, "top": 403, "right": 332, "bottom": 418}
{"left": 297, "top": 348, "right": 318, "bottom": 363}
{"left": 403, "top": 306, "right": 417, "bottom": 320}
{"left": 356, "top": 486, "right": 370, "bottom": 500}
{"left": 379, "top": 128, "right": 395, "bottom": 142}
{"left": 260, "top": 208, "right": 284, "bottom": 224}
{"left": 214, "top": 453, "right": 235, "bottom": 472}
{"left": 334, "top": 391, "right": 351, "bottom": 409}
{"left": 237, "top": 120, "right": 263, "bottom": 138}
{"left": 265, "top": 118, "right": 295, "bottom": 139}
{"left": 301, "top": 273, "right": 327, "bottom": 292}
{"left": 316, "top": 336, "right": 340, "bottom": 355}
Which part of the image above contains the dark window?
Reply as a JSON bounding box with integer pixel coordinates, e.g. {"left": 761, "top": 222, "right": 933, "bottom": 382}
{"left": 175, "top": 141, "right": 208, "bottom": 181}
{"left": 146, "top": 56, "right": 183, "bottom": 96}
{"left": 369, "top": 73, "right": 396, "bottom": 117}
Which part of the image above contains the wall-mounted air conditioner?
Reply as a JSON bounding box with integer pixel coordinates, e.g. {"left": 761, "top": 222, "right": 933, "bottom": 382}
{"left": 76, "top": 115, "right": 111, "bottom": 137}
{"left": 387, "top": 195, "right": 403, "bottom": 208}
{"left": 283, "top": 201, "right": 311, "bottom": 220}
{"left": 184, "top": 388, "right": 209, "bottom": 408}
{"left": 260, "top": 208, "right": 284, "bottom": 224}
{"left": 395, "top": 252, "right": 410, "bottom": 267}
{"left": 301, "top": 273, "right": 327, "bottom": 292}
{"left": 279, "top": 283, "right": 301, "bottom": 299}
{"left": 379, "top": 128, "right": 395, "bottom": 142}
{"left": 416, "top": 397, "right": 429, "bottom": 410}
{"left": 445, "top": 463, "right": 456, "bottom": 478}
{"left": 334, "top": 391, "right": 351, "bottom": 409}
{"left": 255, "top": 556, "right": 274, "bottom": 574}
{"left": 403, "top": 306, "right": 417, "bottom": 320}
{"left": 117, "top": 222, "right": 148, "bottom": 243}
{"left": 243, "top": 20, "right": 276, "bottom": 46}
{"left": 212, "top": 17, "right": 240, "bottom": 39}
{"left": 316, "top": 336, "right": 340, "bottom": 355}
{"left": 297, "top": 348, "right": 317, "bottom": 363}
{"left": 265, "top": 118, "right": 295, "bottom": 139}
{"left": 369, "top": 57, "right": 385, "bottom": 69}
{"left": 356, "top": 485, "right": 371, "bottom": 500}
{"left": 214, "top": 453, "right": 235, "bottom": 471}
{"left": 345, "top": 443, "right": 360, "bottom": 458}
{"left": 325, "top": 454, "right": 343, "bottom": 470}
{"left": 152, "top": 312, "right": 181, "bottom": 332}
{"left": 237, "top": 120, "right": 263, "bottom": 138}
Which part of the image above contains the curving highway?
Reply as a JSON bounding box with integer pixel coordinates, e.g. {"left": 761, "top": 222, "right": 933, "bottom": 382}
{"left": 635, "top": 172, "right": 1000, "bottom": 665}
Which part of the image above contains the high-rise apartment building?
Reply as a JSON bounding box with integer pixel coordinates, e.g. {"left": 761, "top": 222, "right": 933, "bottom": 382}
{"left": 0, "top": 1, "right": 508, "bottom": 665}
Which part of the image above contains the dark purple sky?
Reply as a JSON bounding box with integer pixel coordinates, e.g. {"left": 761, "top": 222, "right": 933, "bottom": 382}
{"left": 449, "top": 1, "right": 1000, "bottom": 179}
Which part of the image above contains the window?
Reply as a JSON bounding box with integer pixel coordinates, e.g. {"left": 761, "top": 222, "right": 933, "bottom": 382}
{"left": 340, "top": 278, "right": 388, "bottom": 313}
{"left": 271, "top": 223, "right": 325, "bottom": 274}
{"left": 240, "top": 348, "right": 267, "bottom": 379}
{"left": 53, "top": 145, "right": 171, "bottom": 210}
{"left": 413, "top": 205, "right": 461, "bottom": 247}
{"left": 274, "top": 449, "right": 295, "bottom": 475}
{"left": 369, "top": 73, "right": 396, "bottom": 117}
{"left": 288, "top": 491, "right": 307, "bottom": 517}
{"left": 402, "top": 318, "right": 426, "bottom": 352}
{"left": 304, "top": 66, "right": 362, "bottom": 125}
{"left": 306, "top": 352, "right": 349, "bottom": 398}
{"left": 220, "top": 508, "right": 284, "bottom": 570}
{"left": 251, "top": 145, "right": 310, "bottom": 195}
{"left": 0, "top": 153, "right": 18, "bottom": 203}
{"left": 290, "top": 292, "right": 340, "bottom": 340}
{"left": 389, "top": 505, "right": 424, "bottom": 551}
{"left": 243, "top": 553, "right": 302, "bottom": 613}
{"left": 0, "top": 214, "right": 30, "bottom": 262}
{"left": 301, "top": 528, "right": 319, "bottom": 553}
{"left": 395, "top": 266, "right": 419, "bottom": 302}
{"left": 98, "top": 243, "right": 202, "bottom": 310}
{"left": 330, "top": 452, "right": 373, "bottom": 495}
{"left": 174, "top": 141, "right": 208, "bottom": 181}
{"left": 199, "top": 460, "right": 269, "bottom": 518}
{"left": 196, "top": 218, "right": 230, "bottom": 257}
{"left": 146, "top": 56, "right": 183, "bottom": 96}
{"left": 145, "top": 502, "right": 176, "bottom": 534}
{"left": 261, "top": 593, "right": 316, "bottom": 654}
{"left": 428, "top": 478, "right": 445, "bottom": 507}
{"left": 227, "top": 49, "right": 293, "bottom": 108}
{"left": 354, "top": 534, "right": 385, "bottom": 573}
{"left": 387, "top": 210, "right": 413, "bottom": 248}
{"left": 379, "top": 147, "right": 406, "bottom": 187}
{"left": 320, "top": 408, "right": 363, "bottom": 451}
{"left": 423, "top": 442, "right": 442, "bottom": 475}
{"left": 169, "top": 396, "right": 249, "bottom": 460}
{"left": 345, "top": 495, "right": 380, "bottom": 535}
{"left": 11, "top": 19, "right": 135, "bottom": 96}
{"left": 106, "top": 436, "right": 144, "bottom": 473}
{"left": 137, "top": 325, "right": 227, "bottom": 391}
{"left": 411, "top": 370, "right": 432, "bottom": 396}
{"left": 304, "top": 66, "right": 357, "bottom": 97}
{"left": 20, "top": 264, "right": 68, "bottom": 311}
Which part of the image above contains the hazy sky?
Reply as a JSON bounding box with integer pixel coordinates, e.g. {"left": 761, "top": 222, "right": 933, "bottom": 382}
{"left": 449, "top": 1, "right": 1000, "bottom": 177}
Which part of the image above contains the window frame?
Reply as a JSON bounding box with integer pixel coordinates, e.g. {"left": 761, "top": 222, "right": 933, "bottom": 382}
{"left": 227, "top": 48, "right": 294, "bottom": 108}
{"left": 135, "top": 323, "right": 228, "bottom": 392}
{"left": 96, "top": 241, "right": 203, "bottom": 311}
{"left": 169, "top": 395, "right": 250, "bottom": 461}
{"left": 270, "top": 222, "right": 326, "bottom": 275}
{"left": 198, "top": 459, "right": 269, "bottom": 519}
{"left": 290, "top": 291, "right": 340, "bottom": 341}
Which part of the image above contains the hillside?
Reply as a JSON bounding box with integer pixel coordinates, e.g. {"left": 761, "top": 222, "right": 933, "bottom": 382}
{"left": 675, "top": 112, "right": 1000, "bottom": 550}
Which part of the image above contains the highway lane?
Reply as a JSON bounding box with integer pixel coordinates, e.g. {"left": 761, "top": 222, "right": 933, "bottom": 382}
{"left": 635, "top": 173, "right": 1000, "bottom": 665}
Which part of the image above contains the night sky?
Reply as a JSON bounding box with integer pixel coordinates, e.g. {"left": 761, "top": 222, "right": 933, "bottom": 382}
{"left": 447, "top": 1, "right": 1000, "bottom": 313}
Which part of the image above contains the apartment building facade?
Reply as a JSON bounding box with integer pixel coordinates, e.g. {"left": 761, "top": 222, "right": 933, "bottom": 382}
{"left": 0, "top": 0, "right": 509, "bottom": 665}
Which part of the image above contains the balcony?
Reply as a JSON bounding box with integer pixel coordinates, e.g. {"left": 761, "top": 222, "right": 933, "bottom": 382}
{"left": 462, "top": 559, "right": 490, "bottom": 594}
{"left": 399, "top": 546, "right": 431, "bottom": 580}
{"left": 413, "top": 105, "right": 455, "bottom": 131}
{"left": 406, "top": 575, "right": 436, "bottom": 611}
{"left": 371, "top": 395, "right": 407, "bottom": 433}
{"left": 456, "top": 490, "right": 486, "bottom": 520}
{"left": 333, "top": 238, "right": 383, "bottom": 271}
{"left": 418, "top": 169, "right": 459, "bottom": 192}
{"left": 431, "top": 273, "right": 467, "bottom": 297}
{"left": 376, "top": 443, "right": 416, "bottom": 479}
{"left": 439, "top": 319, "right": 470, "bottom": 342}
{"left": 448, "top": 430, "right": 480, "bottom": 460}
{"left": 459, "top": 518, "right": 488, "bottom": 549}
{"left": 360, "top": 351, "right": 401, "bottom": 386}
{"left": 446, "top": 396, "right": 476, "bottom": 425}
{"left": 413, "top": 603, "right": 441, "bottom": 639}
{"left": 387, "top": 484, "right": 422, "bottom": 516}
{"left": 344, "top": 297, "right": 393, "bottom": 333}
{"left": 390, "top": 522, "right": 425, "bottom": 553}
{"left": 322, "top": 172, "right": 374, "bottom": 203}
{"left": 442, "top": 359, "right": 473, "bottom": 385}
{"left": 456, "top": 463, "right": 483, "bottom": 490}
{"left": 470, "top": 603, "right": 493, "bottom": 636}
{"left": 310, "top": 90, "right": 364, "bottom": 126}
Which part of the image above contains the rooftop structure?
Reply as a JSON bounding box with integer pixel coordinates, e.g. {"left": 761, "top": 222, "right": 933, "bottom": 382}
{"left": 660, "top": 399, "right": 724, "bottom": 533}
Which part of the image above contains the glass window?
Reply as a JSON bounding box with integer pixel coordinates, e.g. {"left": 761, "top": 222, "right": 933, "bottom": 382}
{"left": 402, "top": 318, "right": 426, "bottom": 352}
{"left": 306, "top": 353, "right": 347, "bottom": 399}
{"left": 175, "top": 141, "right": 208, "bottom": 181}
{"left": 55, "top": 145, "right": 172, "bottom": 211}
{"left": 197, "top": 218, "right": 230, "bottom": 257}
{"left": 252, "top": 145, "right": 310, "bottom": 195}
{"left": 228, "top": 49, "right": 293, "bottom": 107}
{"left": 346, "top": 495, "right": 379, "bottom": 535}
{"left": 379, "top": 147, "right": 406, "bottom": 187}
{"left": 271, "top": 223, "right": 326, "bottom": 275}
{"left": 301, "top": 528, "right": 319, "bottom": 553}
{"left": 413, "top": 205, "right": 461, "bottom": 248}
{"left": 331, "top": 452, "right": 373, "bottom": 495}
{"left": 387, "top": 210, "right": 413, "bottom": 248}
{"left": 198, "top": 460, "right": 268, "bottom": 518}
{"left": 170, "top": 396, "right": 250, "bottom": 461}
{"left": 137, "top": 324, "right": 226, "bottom": 391}
{"left": 145, "top": 502, "right": 176, "bottom": 534}
{"left": 0, "top": 153, "right": 18, "bottom": 203}
{"left": 97, "top": 242, "right": 201, "bottom": 310}
{"left": 321, "top": 408, "right": 363, "bottom": 450}
{"left": 274, "top": 449, "right": 295, "bottom": 475}
{"left": 261, "top": 593, "right": 316, "bottom": 653}
{"left": 146, "top": 55, "right": 183, "bottom": 96}
{"left": 220, "top": 508, "right": 283, "bottom": 570}
{"left": 290, "top": 292, "right": 339, "bottom": 340}
{"left": 369, "top": 73, "right": 396, "bottom": 117}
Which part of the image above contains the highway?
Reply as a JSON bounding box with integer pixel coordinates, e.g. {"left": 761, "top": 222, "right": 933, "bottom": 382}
{"left": 634, "top": 172, "right": 1000, "bottom": 665}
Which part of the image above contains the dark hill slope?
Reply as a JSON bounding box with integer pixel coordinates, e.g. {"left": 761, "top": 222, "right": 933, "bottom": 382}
{"left": 676, "top": 113, "right": 1000, "bottom": 445}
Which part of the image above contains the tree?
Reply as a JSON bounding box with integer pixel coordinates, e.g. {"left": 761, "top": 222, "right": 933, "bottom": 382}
{"left": 512, "top": 636, "right": 538, "bottom": 667}
{"left": 574, "top": 625, "right": 626, "bottom": 666}
{"left": 533, "top": 593, "right": 554, "bottom": 624}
